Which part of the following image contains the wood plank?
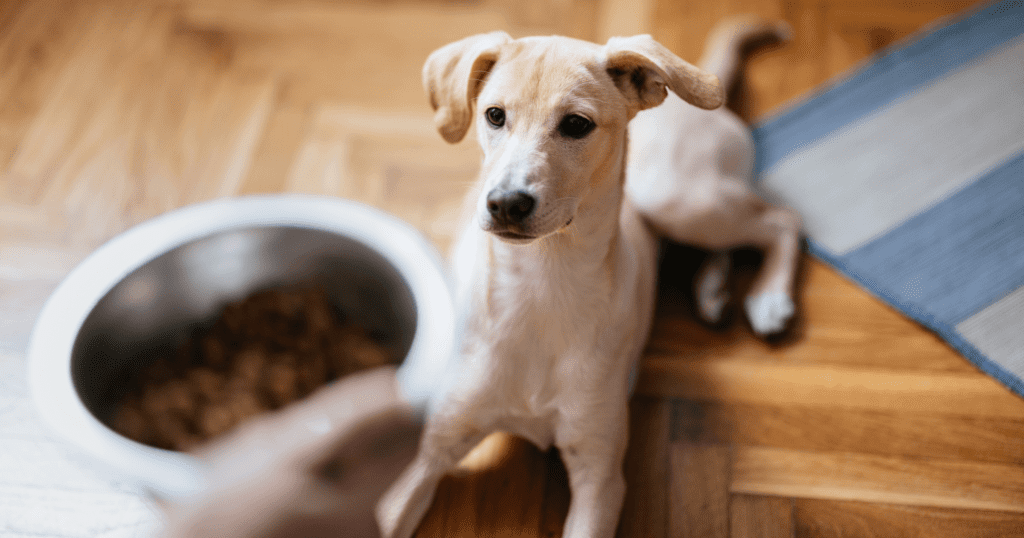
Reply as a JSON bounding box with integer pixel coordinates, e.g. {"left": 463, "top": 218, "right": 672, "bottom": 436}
{"left": 5, "top": 4, "right": 278, "bottom": 248}
{"left": 595, "top": 0, "right": 655, "bottom": 39}
{"left": 619, "top": 396, "right": 670, "bottom": 538}
{"left": 671, "top": 399, "right": 1024, "bottom": 465}
{"left": 416, "top": 434, "right": 552, "bottom": 537}
{"left": 6, "top": 5, "right": 129, "bottom": 207}
{"left": 471, "top": 436, "right": 549, "bottom": 537}
{"left": 286, "top": 105, "right": 480, "bottom": 251}
{"left": 239, "top": 95, "right": 310, "bottom": 195}
{"left": 181, "top": 2, "right": 546, "bottom": 111}
{"left": 0, "top": 0, "right": 92, "bottom": 173}
{"left": 730, "top": 495, "right": 793, "bottom": 538}
{"left": 487, "top": 0, "right": 603, "bottom": 41}
{"left": 820, "top": 1, "right": 987, "bottom": 78}
{"left": 0, "top": 241, "right": 85, "bottom": 280}
{"left": 669, "top": 442, "right": 731, "bottom": 538}
{"left": 414, "top": 473, "right": 478, "bottom": 538}
{"left": 650, "top": 0, "right": 817, "bottom": 122}
{"left": 793, "top": 498, "right": 1024, "bottom": 538}
{"left": 637, "top": 353, "right": 1024, "bottom": 419}
{"left": 732, "top": 446, "right": 1024, "bottom": 513}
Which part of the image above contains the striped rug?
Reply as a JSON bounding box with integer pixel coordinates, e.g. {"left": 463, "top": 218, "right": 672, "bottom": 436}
{"left": 752, "top": 0, "right": 1024, "bottom": 398}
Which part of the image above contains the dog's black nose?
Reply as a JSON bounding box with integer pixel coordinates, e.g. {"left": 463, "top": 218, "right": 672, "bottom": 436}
{"left": 486, "top": 190, "right": 535, "bottom": 224}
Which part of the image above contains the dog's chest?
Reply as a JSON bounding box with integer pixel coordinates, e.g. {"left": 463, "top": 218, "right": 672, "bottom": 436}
{"left": 487, "top": 261, "right": 608, "bottom": 374}
{"left": 469, "top": 271, "right": 609, "bottom": 442}
{"left": 466, "top": 237, "right": 645, "bottom": 388}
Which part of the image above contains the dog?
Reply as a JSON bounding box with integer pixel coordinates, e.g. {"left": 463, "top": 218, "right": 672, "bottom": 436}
{"left": 377, "top": 17, "right": 800, "bottom": 538}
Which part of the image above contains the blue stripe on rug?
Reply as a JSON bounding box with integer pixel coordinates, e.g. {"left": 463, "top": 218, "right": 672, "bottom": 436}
{"left": 753, "top": 0, "right": 1024, "bottom": 177}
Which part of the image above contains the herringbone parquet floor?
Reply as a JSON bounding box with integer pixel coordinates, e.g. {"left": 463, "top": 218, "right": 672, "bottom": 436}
{"left": 2, "top": 0, "right": 1022, "bottom": 536}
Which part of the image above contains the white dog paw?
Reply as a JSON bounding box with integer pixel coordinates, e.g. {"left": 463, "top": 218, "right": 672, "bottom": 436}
{"left": 695, "top": 252, "right": 731, "bottom": 323}
{"left": 698, "top": 287, "right": 729, "bottom": 324}
{"left": 744, "top": 291, "right": 794, "bottom": 336}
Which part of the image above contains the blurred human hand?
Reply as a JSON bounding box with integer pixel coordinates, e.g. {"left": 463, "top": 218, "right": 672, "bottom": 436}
{"left": 159, "top": 366, "right": 423, "bottom": 538}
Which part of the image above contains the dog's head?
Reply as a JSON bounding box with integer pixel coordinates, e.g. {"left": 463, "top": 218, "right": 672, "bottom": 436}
{"left": 424, "top": 32, "right": 723, "bottom": 244}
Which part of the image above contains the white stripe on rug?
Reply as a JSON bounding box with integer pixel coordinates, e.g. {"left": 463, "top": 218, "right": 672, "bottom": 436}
{"left": 957, "top": 285, "right": 1024, "bottom": 379}
{"left": 760, "top": 37, "right": 1024, "bottom": 255}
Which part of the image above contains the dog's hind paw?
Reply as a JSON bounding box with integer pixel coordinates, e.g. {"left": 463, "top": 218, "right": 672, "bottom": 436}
{"left": 695, "top": 251, "right": 731, "bottom": 324}
{"left": 744, "top": 291, "right": 794, "bottom": 336}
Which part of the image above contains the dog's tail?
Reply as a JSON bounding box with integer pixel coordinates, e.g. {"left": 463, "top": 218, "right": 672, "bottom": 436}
{"left": 699, "top": 16, "right": 792, "bottom": 94}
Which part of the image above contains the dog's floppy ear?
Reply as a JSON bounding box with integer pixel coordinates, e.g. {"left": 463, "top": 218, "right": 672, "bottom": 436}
{"left": 604, "top": 35, "right": 724, "bottom": 113}
{"left": 423, "top": 31, "right": 512, "bottom": 144}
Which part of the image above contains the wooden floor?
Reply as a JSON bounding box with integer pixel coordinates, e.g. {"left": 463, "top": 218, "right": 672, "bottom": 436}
{"left": 3, "top": 0, "right": 1023, "bottom": 536}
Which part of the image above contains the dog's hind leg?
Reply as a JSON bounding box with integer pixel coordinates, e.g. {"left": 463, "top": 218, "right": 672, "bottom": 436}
{"left": 742, "top": 204, "right": 802, "bottom": 336}
{"left": 643, "top": 185, "right": 801, "bottom": 335}
{"left": 376, "top": 410, "right": 488, "bottom": 538}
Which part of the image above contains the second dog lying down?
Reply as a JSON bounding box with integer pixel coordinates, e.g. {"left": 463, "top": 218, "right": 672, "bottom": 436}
{"left": 378, "top": 18, "right": 801, "bottom": 538}
{"left": 628, "top": 19, "right": 801, "bottom": 335}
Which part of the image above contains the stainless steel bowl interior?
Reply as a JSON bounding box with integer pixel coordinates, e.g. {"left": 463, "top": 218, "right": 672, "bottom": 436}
{"left": 71, "top": 225, "right": 417, "bottom": 425}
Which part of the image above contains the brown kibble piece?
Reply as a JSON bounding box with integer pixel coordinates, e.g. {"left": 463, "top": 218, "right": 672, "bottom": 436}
{"left": 350, "top": 338, "right": 391, "bottom": 370}
{"left": 188, "top": 367, "right": 223, "bottom": 402}
{"left": 264, "top": 362, "right": 299, "bottom": 408}
{"left": 296, "top": 352, "right": 328, "bottom": 395}
{"left": 201, "top": 337, "right": 227, "bottom": 369}
{"left": 304, "top": 293, "right": 334, "bottom": 335}
{"left": 226, "top": 390, "right": 266, "bottom": 421}
{"left": 111, "top": 398, "right": 150, "bottom": 445}
{"left": 198, "top": 403, "right": 237, "bottom": 439}
{"left": 140, "top": 383, "right": 175, "bottom": 418}
{"left": 232, "top": 348, "right": 266, "bottom": 390}
{"left": 163, "top": 379, "right": 196, "bottom": 415}
{"left": 151, "top": 414, "right": 193, "bottom": 451}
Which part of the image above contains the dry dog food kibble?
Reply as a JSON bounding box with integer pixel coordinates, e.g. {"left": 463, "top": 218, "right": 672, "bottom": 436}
{"left": 111, "top": 288, "right": 399, "bottom": 451}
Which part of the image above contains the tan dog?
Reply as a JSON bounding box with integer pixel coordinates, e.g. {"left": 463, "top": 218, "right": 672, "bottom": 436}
{"left": 378, "top": 18, "right": 798, "bottom": 538}
{"left": 628, "top": 19, "right": 801, "bottom": 334}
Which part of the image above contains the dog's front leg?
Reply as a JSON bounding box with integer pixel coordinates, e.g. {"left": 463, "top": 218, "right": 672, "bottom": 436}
{"left": 556, "top": 402, "right": 630, "bottom": 538}
{"left": 376, "top": 407, "right": 487, "bottom": 538}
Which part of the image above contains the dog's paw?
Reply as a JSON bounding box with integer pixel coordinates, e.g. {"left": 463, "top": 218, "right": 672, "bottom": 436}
{"left": 695, "top": 252, "right": 731, "bottom": 324}
{"left": 744, "top": 291, "right": 794, "bottom": 336}
{"left": 698, "top": 286, "right": 730, "bottom": 324}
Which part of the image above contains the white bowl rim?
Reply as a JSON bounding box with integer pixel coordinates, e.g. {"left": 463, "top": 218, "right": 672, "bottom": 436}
{"left": 26, "top": 194, "right": 455, "bottom": 499}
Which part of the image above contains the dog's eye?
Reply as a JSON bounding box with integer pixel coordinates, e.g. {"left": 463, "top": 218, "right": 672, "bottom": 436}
{"left": 558, "top": 114, "right": 595, "bottom": 139}
{"left": 485, "top": 107, "right": 505, "bottom": 128}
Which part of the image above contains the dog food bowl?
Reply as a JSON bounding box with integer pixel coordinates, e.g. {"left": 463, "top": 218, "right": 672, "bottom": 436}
{"left": 26, "top": 195, "right": 454, "bottom": 499}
